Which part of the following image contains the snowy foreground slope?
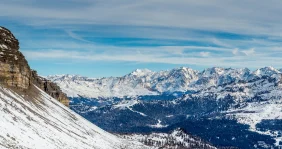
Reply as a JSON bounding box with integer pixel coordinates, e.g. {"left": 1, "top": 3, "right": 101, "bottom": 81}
{"left": 0, "top": 85, "right": 148, "bottom": 149}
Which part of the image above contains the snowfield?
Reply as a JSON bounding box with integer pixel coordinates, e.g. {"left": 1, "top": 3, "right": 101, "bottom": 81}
{"left": 226, "top": 100, "right": 282, "bottom": 146}
{"left": 0, "top": 85, "right": 148, "bottom": 149}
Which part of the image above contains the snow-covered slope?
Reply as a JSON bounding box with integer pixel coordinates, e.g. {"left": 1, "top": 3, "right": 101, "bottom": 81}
{"left": 120, "top": 128, "right": 217, "bottom": 149}
{"left": 0, "top": 85, "right": 148, "bottom": 149}
{"left": 225, "top": 100, "right": 282, "bottom": 146}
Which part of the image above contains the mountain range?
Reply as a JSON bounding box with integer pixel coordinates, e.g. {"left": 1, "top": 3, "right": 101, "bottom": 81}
{"left": 47, "top": 66, "right": 282, "bottom": 148}
{"left": 47, "top": 66, "right": 280, "bottom": 99}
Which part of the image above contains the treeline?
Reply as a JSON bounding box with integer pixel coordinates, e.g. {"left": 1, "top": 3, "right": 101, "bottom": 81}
{"left": 121, "top": 130, "right": 217, "bottom": 149}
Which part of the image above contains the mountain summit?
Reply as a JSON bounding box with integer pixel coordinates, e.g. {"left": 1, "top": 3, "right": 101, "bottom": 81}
{"left": 47, "top": 66, "right": 282, "bottom": 98}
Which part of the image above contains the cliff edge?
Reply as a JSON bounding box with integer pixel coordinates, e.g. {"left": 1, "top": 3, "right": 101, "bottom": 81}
{"left": 0, "top": 27, "right": 69, "bottom": 106}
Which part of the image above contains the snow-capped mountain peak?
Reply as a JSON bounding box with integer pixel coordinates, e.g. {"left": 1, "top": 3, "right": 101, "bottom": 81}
{"left": 168, "top": 67, "right": 199, "bottom": 79}
{"left": 200, "top": 67, "right": 250, "bottom": 78}
{"left": 130, "top": 69, "right": 153, "bottom": 77}
{"left": 47, "top": 74, "right": 95, "bottom": 82}
{"left": 253, "top": 66, "right": 280, "bottom": 77}
{"left": 201, "top": 67, "right": 226, "bottom": 76}
{"left": 47, "top": 67, "right": 282, "bottom": 98}
{"left": 47, "top": 67, "right": 200, "bottom": 98}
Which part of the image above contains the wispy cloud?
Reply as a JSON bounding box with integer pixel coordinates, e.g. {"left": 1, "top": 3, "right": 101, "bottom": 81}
{"left": 2, "top": 0, "right": 282, "bottom": 36}
{"left": 199, "top": 52, "right": 210, "bottom": 57}
{"left": 242, "top": 48, "right": 255, "bottom": 56}
{"left": 232, "top": 48, "right": 256, "bottom": 56}
{"left": 1, "top": 0, "right": 282, "bottom": 76}
{"left": 232, "top": 48, "right": 239, "bottom": 55}
{"left": 22, "top": 45, "right": 282, "bottom": 69}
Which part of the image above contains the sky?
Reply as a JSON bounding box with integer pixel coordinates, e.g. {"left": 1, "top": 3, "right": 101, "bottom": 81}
{"left": 1, "top": 0, "right": 282, "bottom": 77}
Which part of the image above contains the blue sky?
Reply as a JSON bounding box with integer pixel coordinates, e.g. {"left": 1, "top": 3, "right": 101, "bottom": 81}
{"left": 1, "top": 0, "right": 282, "bottom": 77}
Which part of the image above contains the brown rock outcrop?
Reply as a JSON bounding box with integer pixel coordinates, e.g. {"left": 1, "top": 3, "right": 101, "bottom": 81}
{"left": 0, "top": 27, "right": 31, "bottom": 90}
{"left": 0, "top": 26, "right": 69, "bottom": 107}
{"left": 32, "top": 70, "right": 69, "bottom": 107}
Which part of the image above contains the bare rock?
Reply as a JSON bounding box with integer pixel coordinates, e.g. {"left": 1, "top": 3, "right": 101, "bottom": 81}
{"left": 32, "top": 70, "right": 69, "bottom": 107}
{"left": 0, "top": 27, "right": 69, "bottom": 107}
{"left": 0, "top": 27, "right": 31, "bottom": 90}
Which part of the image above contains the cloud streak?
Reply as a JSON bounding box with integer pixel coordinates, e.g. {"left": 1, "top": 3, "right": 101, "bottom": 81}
{"left": 22, "top": 44, "right": 282, "bottom": 69}
{"left": 1, "top": 0, "right": 282, "bottom": 76}
{"left": 1, "top": 0, "right": 282, "bottom": 36}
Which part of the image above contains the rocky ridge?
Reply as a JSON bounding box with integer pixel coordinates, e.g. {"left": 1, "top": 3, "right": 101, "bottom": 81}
{"left": 32, "top": 70, "right": 69, "bottom": 106}
{"left": 0, "top": 27, "right": 31, "bottom": 90}
{"left": 0, "top": 27, "right": 69, "bottom": 106}
{"left": 47, "top": 66, "right": 281, "bottom": 99}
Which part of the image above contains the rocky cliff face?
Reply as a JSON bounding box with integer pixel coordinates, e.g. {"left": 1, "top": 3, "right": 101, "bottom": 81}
{"left": 32, "top": 70, "right": 69, "bottom": 106}
{"left": 0, "top": 27, "right": 69, "bottom": 106}
{"left": 0, "top": 27, "right": 31, "bottom": 90}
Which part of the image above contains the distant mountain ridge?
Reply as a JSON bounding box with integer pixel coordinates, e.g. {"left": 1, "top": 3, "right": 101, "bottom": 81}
{"left": 48, "top": 66, "right": 282, "bottom": 148}
{"left": 47, "top": 66, "right": 280, "bottom": 99}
